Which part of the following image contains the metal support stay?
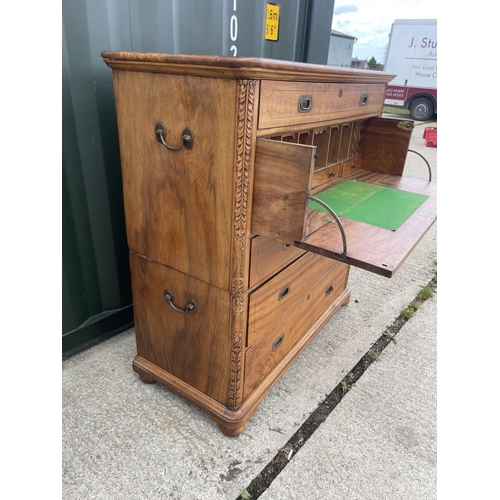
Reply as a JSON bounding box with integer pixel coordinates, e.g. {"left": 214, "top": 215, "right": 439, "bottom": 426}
{"left": 307, "top": 195, "right": 348, "bottom": 257}
{"left": 407, "top": 149, "right": 432, "bottom": 182}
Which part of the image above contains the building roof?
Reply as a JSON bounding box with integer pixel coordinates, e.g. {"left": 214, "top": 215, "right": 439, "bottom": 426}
{"left": 331, "top": 30, "right": 357, "bottom": 41}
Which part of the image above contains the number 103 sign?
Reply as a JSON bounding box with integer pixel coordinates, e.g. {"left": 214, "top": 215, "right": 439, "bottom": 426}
{"left": 265, "top": 3, "right": 280, "bottom": 42}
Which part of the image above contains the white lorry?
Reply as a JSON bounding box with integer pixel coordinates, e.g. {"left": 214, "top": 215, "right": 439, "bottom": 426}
{"left": 384, "top": 19, "right": 437, "bottom": 121}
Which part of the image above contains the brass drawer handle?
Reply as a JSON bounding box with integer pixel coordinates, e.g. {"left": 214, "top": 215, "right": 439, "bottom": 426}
{"left": 298, "top": 94, "right": 313, "bottom": 113}
{"left": 283, "top": 243, "right": 291, "bottom": 250}
{"left": 164, "top": 290, "right": 197, "bottom": 314}
{"left": 273, "top": 333, "right": 285, "bottom": 351}
{"left": 155, "top": 122, "right": 194, "bottom": 151}
{"left": 278, "top": 283, "right": 291, "bottom": 301}
{"left": 359, "top": 93, "right": 369, "bottom": 107}
{"left": 325, "top": 284, "right": 334, "bottom": 296}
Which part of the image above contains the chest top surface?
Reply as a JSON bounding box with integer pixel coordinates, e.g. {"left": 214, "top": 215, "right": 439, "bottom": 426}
{"left": 101, "top": 51, "right": 396, "bottom": 84}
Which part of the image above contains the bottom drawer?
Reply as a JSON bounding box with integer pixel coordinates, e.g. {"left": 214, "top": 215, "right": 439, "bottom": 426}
{"left": 129, "top": 253, "right": 232, "bottom": 405}
{"left": 243, "top": 260, "right": 349, "bottom": 398}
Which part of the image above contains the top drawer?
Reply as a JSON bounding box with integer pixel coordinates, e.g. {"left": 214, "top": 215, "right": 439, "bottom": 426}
{"left": 258, "top": 81, "right": 386, "bottom": 130}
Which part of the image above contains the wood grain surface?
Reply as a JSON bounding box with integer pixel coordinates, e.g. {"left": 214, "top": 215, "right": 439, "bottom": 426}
{"left": 244, "top": 260, "right": 349, "bottom": 397}
{"left": 359, "top": 117, "right": 413, "bottom": 175}
{"left": 102, "top": 51, "right": 396, "bottom": 84}
{"left": 112, "top": 70, "right": 237, "bottom": 290}
{"left": 258, "top": 81, "right": 387, "bottom": 130}
{"left": 247, "top": 253, "right": 343, "bottom": 348}
{"left": 130, "top": 253, "right": 232, "bottom": 405}
{"left": 248, "top": 236, "right": 306, "bottom": 289}
{"left": 251, "top": 138, "right": 315, "bottom": 243}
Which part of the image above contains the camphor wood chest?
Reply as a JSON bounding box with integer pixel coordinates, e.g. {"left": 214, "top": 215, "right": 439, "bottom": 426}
{"left": 101, "top": 52, "right": 437, "bottom": 436}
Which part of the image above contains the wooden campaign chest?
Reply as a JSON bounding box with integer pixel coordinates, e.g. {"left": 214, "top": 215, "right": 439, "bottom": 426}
{"left": 101, "top": 52, "right": 437, "bottom": 436}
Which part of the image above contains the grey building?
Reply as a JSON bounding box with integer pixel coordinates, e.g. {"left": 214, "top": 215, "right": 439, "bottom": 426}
{"left": 327, "top": 29, "right": 357, "bottom": 67}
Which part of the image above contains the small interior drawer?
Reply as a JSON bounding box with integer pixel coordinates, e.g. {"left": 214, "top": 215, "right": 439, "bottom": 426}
{"left": 312, "top": 163, "right": 342, "bottom": 190}
{"left": 258, "top": 81, "right": 386, "bottom": 130}
{"left": 244, "top": 260, "right": 350, "bottom": 398}
{"left": 249, "top": 235, "right": 306, "bottom": 289}
{"left": 341, "top": 156, "right": 362, "bottom": 177}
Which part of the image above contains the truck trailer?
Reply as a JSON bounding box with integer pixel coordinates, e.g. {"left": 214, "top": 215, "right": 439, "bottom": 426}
{"left": 384, "top": 19, "right": 437, "bottom": 121}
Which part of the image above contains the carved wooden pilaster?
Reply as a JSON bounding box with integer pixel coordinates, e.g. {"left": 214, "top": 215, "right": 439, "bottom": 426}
{"left": 228, "top": 79, "right": 256, "bottom": 410}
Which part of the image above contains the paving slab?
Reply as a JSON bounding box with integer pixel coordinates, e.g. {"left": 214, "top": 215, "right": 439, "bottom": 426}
{"left": 62, "top": 120, "right": 437, "bottom": 500}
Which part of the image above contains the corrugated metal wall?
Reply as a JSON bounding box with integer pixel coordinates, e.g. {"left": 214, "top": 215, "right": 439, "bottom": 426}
{"left": 62, "top": 0, "right": 335, "bottom": 357}
{"left": 62, "top": 0, "right": 134, "bottom": 357}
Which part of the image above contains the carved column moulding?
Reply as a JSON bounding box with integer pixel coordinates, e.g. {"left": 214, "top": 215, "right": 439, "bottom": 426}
{"left": 228, "top": 79, "right": 256, "bottom": 410}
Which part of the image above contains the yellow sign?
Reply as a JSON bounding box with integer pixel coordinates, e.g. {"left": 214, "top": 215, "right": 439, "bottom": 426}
{"left": 265, "top": 3, "right": 280, "bottom": 42}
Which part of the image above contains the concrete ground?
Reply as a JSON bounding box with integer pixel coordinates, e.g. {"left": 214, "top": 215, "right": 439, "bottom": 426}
{"left": 62, "top": 117, "right": 437, "bottom": 499}
{"left": 259, "top": 294, "right": 437, "bottom": 500}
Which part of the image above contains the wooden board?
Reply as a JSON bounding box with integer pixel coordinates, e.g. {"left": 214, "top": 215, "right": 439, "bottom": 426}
{"left": 251, "top": 138, "right": 315, "bottom": 243}
{"left": 359, "top": 117, "right": 413, "bottom": 175}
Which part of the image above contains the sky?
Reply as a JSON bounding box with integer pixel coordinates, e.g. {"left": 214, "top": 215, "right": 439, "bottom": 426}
{"left": 331, "top": 0, "right": 438, "bottom": 63}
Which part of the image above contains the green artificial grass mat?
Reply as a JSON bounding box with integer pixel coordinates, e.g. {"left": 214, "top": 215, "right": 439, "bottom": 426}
{"left": 309, "top": 179, "right": 429, "bottom": 231}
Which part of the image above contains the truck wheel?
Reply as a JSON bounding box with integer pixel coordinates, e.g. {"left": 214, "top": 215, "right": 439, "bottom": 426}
{"left": 409, "top": 98, "right": 434, "bottom": 121}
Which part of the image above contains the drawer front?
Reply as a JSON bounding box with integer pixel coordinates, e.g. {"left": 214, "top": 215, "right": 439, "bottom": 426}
{"left": 129, "top": 253, "right": 232, "bottom": 405}
{"left": 244, "top": 260, "right": 349, "bottom": 397}
{"left": 312, "top": 162, "right": 342, "bottom": 189}
{"left": 249, "top": 236, "right": 306, "bottom": 288}
{"left": 112, "top": 70, "right": 237, "bottom": 290}
{"left": 341, "top": 156, "right": 362, "bottom": 177}
{"left": 258, "top": 81, "right": 386, "bottom": 130}
{"left": 248, "top": 252, "right": 340, "bottom": 348}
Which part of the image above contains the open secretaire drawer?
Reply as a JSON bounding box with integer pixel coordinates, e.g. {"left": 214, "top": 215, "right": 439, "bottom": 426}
{"left": 251, "top": 116, "right": 437, "bottom": 278}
